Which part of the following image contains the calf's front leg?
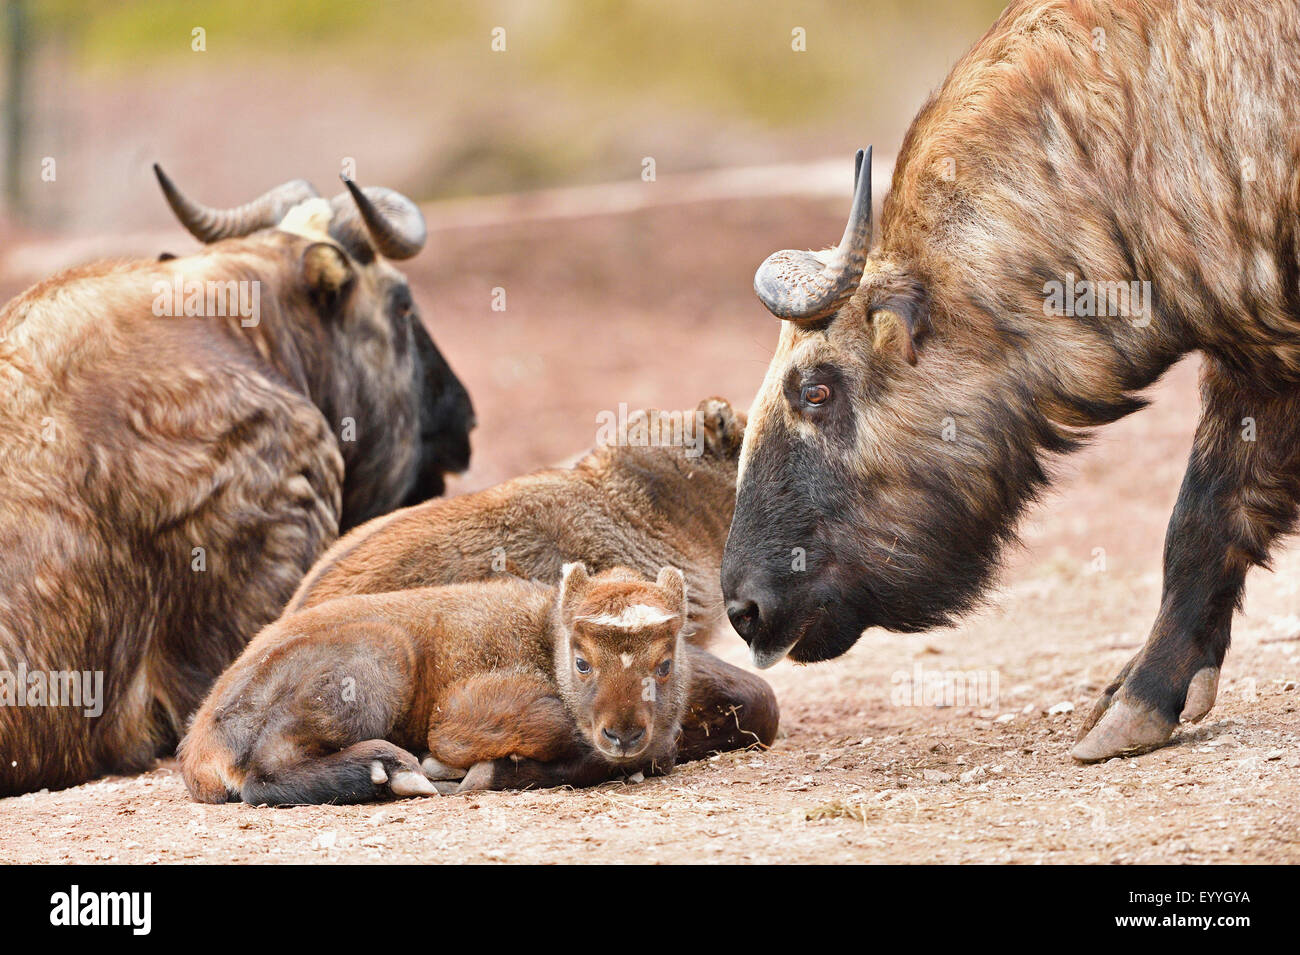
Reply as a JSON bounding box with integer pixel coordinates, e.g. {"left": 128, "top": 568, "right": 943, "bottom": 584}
{"left": 427, "top": 669, "right": 580, "bottom": 771}
{"left": 1073, "top": 361, "right": 1300, "bottom": 761}
{"left": 454, "top": 750, "right": 628, "bottom": 793}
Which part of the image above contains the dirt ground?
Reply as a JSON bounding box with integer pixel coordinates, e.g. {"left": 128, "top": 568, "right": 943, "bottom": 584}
{"left": 1, "top": 196, "right": 1298, "bottom": 864}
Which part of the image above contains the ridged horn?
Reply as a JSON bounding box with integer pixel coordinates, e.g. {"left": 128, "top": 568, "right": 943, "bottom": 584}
{"left": 153, "top": 164, "right": 319, "bottom": 243}
{"left": 754, "top": 146, "right": 873, "bottom": 322}
{"left": 329, "top": 176, "right": 427, "bottom": 261}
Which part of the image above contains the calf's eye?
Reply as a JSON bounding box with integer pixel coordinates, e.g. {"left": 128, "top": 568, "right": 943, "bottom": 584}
{"left": 575, "top": 657, "right": 592, "bottom": 675}
{"left": 801, "top": 384, "right": 831, "bottom": 407}
{"left": 655, "top": 659, "right": 672, "bottom": 678}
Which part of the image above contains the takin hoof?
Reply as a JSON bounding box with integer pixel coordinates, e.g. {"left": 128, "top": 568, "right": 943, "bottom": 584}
{"left": 389, "top": 770, "right": 440, "bottom": 798}
{"left": 1070, "top": 695, "right": 1177, "bottom": 762}
{"left": 1180, "top": 667, "right": 1220, "bottom": 723}
{"left": 454, "top": 761, "right": 497, "bottom": 794}
{"left": 421, "top": 756, "right": 468, "bottom": 781}
{"left": 370, "top": 761, "right": 440, "bottom": 798}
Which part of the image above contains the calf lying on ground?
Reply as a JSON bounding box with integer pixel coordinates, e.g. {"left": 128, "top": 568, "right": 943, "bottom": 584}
{"left": 182, "top": 564, "right": 737, "bottom": 803}
{"left": 283, "top": 396, "right": 777, "bottom": 758}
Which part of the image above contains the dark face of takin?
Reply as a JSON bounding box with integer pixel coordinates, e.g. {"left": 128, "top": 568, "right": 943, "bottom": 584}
{"left": 554, "top": 564, "right": 688, "bottom": 764}
{"left": 401, "top": 316, "right": 475, "bottom": 506}
{"left": 151, "top": 170, "right": 476, "bottom": 532}
{"left": 723, "top": 265, "right": 1054, "bottom": 668}
{"left": 296, "top": 238, "right": 475, "bottom": 531}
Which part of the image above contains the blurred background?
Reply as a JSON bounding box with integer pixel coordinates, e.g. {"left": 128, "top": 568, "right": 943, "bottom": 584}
{"left": 2, "top": 0, "right": 1003, "bottom": 228}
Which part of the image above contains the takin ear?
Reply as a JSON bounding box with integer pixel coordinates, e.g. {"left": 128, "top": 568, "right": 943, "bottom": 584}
{"left": 302, "top": 242, "right": 354, "bottom": 311}
{"left": 558, "top": 562, "right": 591, "bottom": 619}
{"left": 696, "top": 397, "right": 745, "bottom": 460}
{"left": 869, "top": 283, "right": 932, "bottom": 366}
{"left": 654, "top": 566, "right": 687, "bottom": 621}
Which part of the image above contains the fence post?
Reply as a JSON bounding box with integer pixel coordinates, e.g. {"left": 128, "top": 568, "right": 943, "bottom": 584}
{"left": 4, "top": 0, "right": 29, "bottom": 218}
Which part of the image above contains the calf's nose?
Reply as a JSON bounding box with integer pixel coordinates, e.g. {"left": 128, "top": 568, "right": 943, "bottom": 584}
{"left": 601, "top": 726, "right": 646, "bottom": 753}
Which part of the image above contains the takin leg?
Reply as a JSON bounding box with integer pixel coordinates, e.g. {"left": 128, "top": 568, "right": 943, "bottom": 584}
{"left": 426, "top": 669, "right": 581, "bottom": 773}
{"left": 455, "top": 750, "right": 636, "bottom": 793}
{"left": 240, "top": 739, "right": 436, "bottom": 806}
{"left": 675, "top": 645, "right": 780, "bottom": 762}
{"left": 1073, "top": 361, "right": 1300, "bottom": 761}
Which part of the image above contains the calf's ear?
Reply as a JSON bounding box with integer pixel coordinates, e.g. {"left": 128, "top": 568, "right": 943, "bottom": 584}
{"left": 559, "top": 562, "right": 591, "bottom": 619}
{"left": 696, "top": 397, "right": 745, "bottom": 460}
{"left": 302, "top": 242, "right": 354, "bottom": 311}
{"left": 655, "top": 566, "right": 687, "bottom": 621}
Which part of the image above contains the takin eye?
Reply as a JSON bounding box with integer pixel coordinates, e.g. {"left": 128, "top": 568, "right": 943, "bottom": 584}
{"left": 575, "top": 657, "right": 592, "bottom": 676}
{"left": 655, "top": 658, "right": 672, "bottom": 679}
{"left": 801, "top": 383, "right": 831, "bottom": 407}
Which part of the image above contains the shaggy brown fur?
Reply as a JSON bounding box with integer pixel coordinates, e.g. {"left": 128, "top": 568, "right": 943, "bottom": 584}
{"left": 288, "top": 398, "right": 742, "bottom": 635}
{"left": 0, "top": 207, "right": 472, "bottom": 796}
{"left": 181, "top": 565, "right": 696, "bottom": 803}
{"left": 723, "top": 0, "right": 1300, "bottom": 761}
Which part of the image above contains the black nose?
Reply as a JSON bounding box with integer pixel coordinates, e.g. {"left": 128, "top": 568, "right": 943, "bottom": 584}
{"left": 601, "top": 727, "right": 645, "bottom": 751}
{"left": 727, "top": 598, "right": 763, "bottom": 643}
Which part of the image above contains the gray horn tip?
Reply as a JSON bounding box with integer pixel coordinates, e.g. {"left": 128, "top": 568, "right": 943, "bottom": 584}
{"left": 152, "top": 162, "right": 176, "bottom": 195}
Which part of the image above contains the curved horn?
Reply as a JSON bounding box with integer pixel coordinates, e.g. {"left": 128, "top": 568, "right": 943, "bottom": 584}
{"left": 153, "top": 164, "right": 319, "bottom": 243}
{"left": 754, "top": 146, "right": 873, "bottom": 322}
{"left": 330, "top": 176, "right": 427, "bottom": 261}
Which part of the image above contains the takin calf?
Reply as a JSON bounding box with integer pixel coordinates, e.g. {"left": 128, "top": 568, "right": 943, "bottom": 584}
{"left": 284, "top": 396, "right": 779, "bottom": 758}
{"left": 182, "top": 564, "right": 707, "bottom": 803}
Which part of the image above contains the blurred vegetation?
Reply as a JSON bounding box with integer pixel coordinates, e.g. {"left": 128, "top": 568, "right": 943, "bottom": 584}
{"left": 4, "top": 0, "right": 1008, "bottom": 222}
{"left": 33, "top": 0, "right": 1005, "bottom": 126}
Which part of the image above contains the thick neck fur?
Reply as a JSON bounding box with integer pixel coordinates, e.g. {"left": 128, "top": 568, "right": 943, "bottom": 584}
{"left": 572, "top": 442, "right": 737, "bottom": 638}
{"left": 881, "top": 0, "right": 1300, "bottom": 397}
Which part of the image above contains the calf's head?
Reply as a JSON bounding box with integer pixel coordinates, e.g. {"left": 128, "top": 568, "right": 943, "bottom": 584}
{"left": 723, "top": 149, "right": 1059, "bottom": 667}
{"left": 154, "top": 167, "right": 475, "bottom": 530}
{"left": 553, "top": 564, "right": 689, "bottom": 763}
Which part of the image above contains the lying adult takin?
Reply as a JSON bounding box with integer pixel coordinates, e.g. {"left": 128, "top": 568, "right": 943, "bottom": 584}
{"left": 0, "top": 167, "right": 474, "bottom": 796}
{"left": 182, "top": 564, "right": 731, "bottom": 803}
{"left": 284, "top": 396, "right": 778, "bottom": 760}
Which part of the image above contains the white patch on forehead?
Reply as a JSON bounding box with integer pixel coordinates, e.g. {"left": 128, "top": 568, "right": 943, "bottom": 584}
{"left": 619, "top": 653, "right": 634, "bottom": 669}
{"left": 276, "top": 197, "right": 334, "bottom": 242}
{"left": 579, "top": 604, "right": 674, "bottom": 628}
